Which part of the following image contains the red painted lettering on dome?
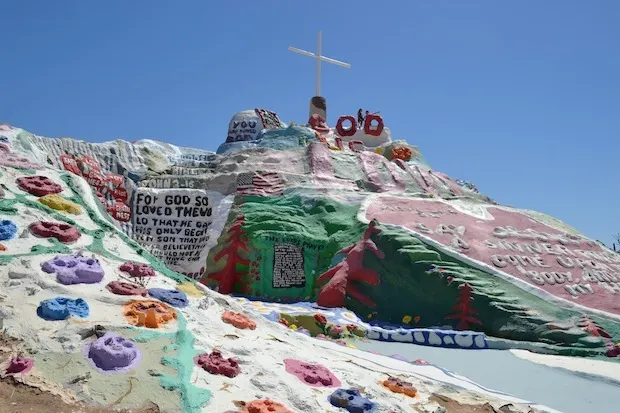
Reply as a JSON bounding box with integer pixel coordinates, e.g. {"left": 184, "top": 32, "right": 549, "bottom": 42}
{"left": 366, "top": 196, "right": 620, "bottom": 315}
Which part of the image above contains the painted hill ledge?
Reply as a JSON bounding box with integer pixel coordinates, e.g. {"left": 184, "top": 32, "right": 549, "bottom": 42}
{"left": 0, "top": 124, "right": 560, "bottom": 413}
{"left": 1, "top": 107, "right": 619, "bottom": 365}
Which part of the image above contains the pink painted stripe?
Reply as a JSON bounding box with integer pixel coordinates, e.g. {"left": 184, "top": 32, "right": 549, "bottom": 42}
{"left": 360, "top": 152, "right": 407, "bottom": 192}
{"left": 308, "top": 142, "right": 335, "bottom": 185}
{"left": 359, "top": 151, "right": 385, "bottom": 191}
{"left": 394, "top": 160, "right": 436, "bottom": 195}
{"left": 432, "top": 171, "right": 463, "bottom": 196}
{"left": 379, "top": 156, "right": 406, "bottom": 191}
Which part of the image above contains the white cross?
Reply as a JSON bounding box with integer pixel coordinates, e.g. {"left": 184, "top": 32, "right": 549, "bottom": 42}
{"left": 288, "top": 31, "right": 351, "bottom": 97}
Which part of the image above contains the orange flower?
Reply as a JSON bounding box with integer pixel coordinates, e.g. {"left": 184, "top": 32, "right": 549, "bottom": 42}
{"left": 391, "top": 146, "right": 413, "bottom": 161}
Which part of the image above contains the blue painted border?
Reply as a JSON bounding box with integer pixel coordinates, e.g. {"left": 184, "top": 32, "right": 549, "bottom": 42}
{"left": 365, "top": 325, "right": 488, "bottom": 349}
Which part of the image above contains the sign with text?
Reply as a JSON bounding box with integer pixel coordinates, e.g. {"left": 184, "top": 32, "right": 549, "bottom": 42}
{"left": 132, "top": 188, "right": 232, "bottom": 278}
{"left": 226, "top": 111, "right": 262, "bottom": 143}
{"left": 272, "top": 243, "right": 306, "bottom": 288}
{"left": 366, "top": 196, "right": 620, "bottom": 316}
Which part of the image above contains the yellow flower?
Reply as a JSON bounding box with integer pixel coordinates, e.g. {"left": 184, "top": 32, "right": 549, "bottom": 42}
{"left": 289, "top": 324, "right": 298, "bottom": 330}
{"left": 38, "top": 194, "right": 81, "bottom": 215}
{"left": 346, "top": 344, "right": 357, "bottom": 349}
{"left": 176, "top": 282, "right": 203, "bottom": 297}
{"left": 402, "top": 315, "right": 412, "bottom": 324}
{"left": 374, "top": 147, "right": 384, "bottom": 155}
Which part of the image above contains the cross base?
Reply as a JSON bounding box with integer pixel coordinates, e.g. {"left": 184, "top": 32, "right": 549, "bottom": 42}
{"left": 309, "top": 96, "right": 327, "bottom": 123}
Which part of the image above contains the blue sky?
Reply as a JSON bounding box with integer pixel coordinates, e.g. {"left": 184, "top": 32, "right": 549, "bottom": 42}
{"left": 2, "top": 1, "right": 618, "bottom": 245}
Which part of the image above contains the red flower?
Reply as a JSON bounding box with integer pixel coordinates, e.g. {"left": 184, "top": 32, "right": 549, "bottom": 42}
{"left": 346, "top": 324, "right": 357, "bottom": 332}
{"left": 313, "top": 314, "right": 327, "bottom": 324}
{"left": 279, "top": 318, "right": 289, "bottom": 327}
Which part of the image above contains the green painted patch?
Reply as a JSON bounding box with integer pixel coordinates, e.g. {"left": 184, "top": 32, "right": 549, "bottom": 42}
{"left": 134, "top": 312, "right": 212, "bottom": 412}
{"left": 204, "top": 194, "right": 364, "bottom": 300}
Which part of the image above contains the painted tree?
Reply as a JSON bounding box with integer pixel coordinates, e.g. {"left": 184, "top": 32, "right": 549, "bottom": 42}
{"left": 578, "top": 315, "right": 620, "bottom": 357}
{"left": 578, "top": 315, "right": 611, "bottom": 338}
{"left": 316, "top": 220, "right": 384, "bottom": 308}
{"left": 445, "top": 283, "right": 482, "bottom": 330}
{"left": 206, "top": 215, "right": 250, "bottom": 294}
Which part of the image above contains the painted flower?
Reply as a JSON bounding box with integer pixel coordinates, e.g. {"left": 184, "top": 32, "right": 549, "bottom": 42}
{"left": 413, "top": 316, "right": 421, "bottom": 324}
{"left": 289, "top": 324, "right": 298, "bottom": 330}
{"left": 328, "top": 325, "right": 344, "bottom": 339}
{"left": 313, "top": 314, "right": 327, "bottom": 324}
{"left": 391, "top": 146, "right": 413, "bottom": 161}
{"left": 374, "top": 147, "right": 384, "bottom": 155}
{"left": 402, "top": 315, "right": 412, "bottom": 324}
{"left": 279, "top": 318, "right": 289, "bottom": 327}
{"left": 346, "top": 324, "right": 357, "bottom": 332}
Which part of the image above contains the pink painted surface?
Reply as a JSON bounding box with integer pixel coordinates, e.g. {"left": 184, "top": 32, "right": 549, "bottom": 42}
{"left": 366, "top": 196, "right": 620, "bottom": 315}
{"left": 394, "top": 160, "right": 439, "bottom": 196}
{"left": 308, "top": 142, "right": 334, "bottom": 185}
{"left": 6, "top": 357, "right": 34, "bottom": 375}
{"left": 360, "top": 152, "right": 405, "bottom": 192}
{"left": 432, "top": 171, "right": 463, "bottom": 196}
{"left": 284, "top": 358, "right": 341, "bottom": 387}
{"left": 307, "top": 142, "right": 358, "bottom": 190}
{"left": 360, "top": 152, "right": 387, "bottom": 191}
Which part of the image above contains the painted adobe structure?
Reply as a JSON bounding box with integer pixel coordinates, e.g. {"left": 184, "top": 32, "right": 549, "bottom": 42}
{"left": 2, "top": 108, "right": 620, "bottom": 362}
{"left": 0, "top": 122, "right": 562, "bottom": 413}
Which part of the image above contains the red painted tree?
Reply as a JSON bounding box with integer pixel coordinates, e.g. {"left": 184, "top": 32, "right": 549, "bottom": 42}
{"left": 578, "top": 315, "right": 611, "bottom": 338}
{"left": 206, "top": 215, "right": 250, "bottom": 294}
{"left": 445, "top": 283, "right": 482, "bottom": 330}
{"left": 316, "top": 220, "right": 384, "bottom": 308}
{"left": 578, "top": 315, "right": 620, "bottom": 357}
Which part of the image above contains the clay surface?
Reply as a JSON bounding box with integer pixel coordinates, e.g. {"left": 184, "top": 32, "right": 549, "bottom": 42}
{"left": 84, "top": 332, "right": 142, "bottom": 373}
{"left": 222, "top": 311, "right": 256, "bottom": 330}
{"left": 17, "top": 175, "right": 62, "bottom": 196}
{"left": 30, "top": 221, "right": 81, "bottom": 243}
{"left": 6, "top": 356, "right": 34, "bottom": 375}
{"left": 37, "top": 297, "right": 90, "bottom": 320}
{"left": 0, "top": 219, "right": 18, "bottom": 241}
{"left": 41, "top": 254, "right": 105, "bottom": 285}
{"left": 39, "top": 194, "right": 81, "bottom": 214}
{"left": 0, "top": 154, "right": 41, "bottom": 169}
{"left": 241, "top": 399, "right": 294, "bottom": 413}
{"left": 123, "top": 299, "right": 177, "bottom": 328}
{"left": 147, "top": 288, "right": 189, "bottom": 308}
{"left": 119, "top": 261, "right": 156, "bottom": 277}
{"left": 106, "top": 281, "right": 148, "bottom": 296}
{"left": 382, "top": 377, "right": 417, "bottom": 397}
{"left": 284, "top": 358, "right": 340, "bottom": 387}
{"left": 194, "top": 350, "right": 240, "bottom": 378}
{"left": 329, "top": 388, "right": 376, "bottom": 412}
